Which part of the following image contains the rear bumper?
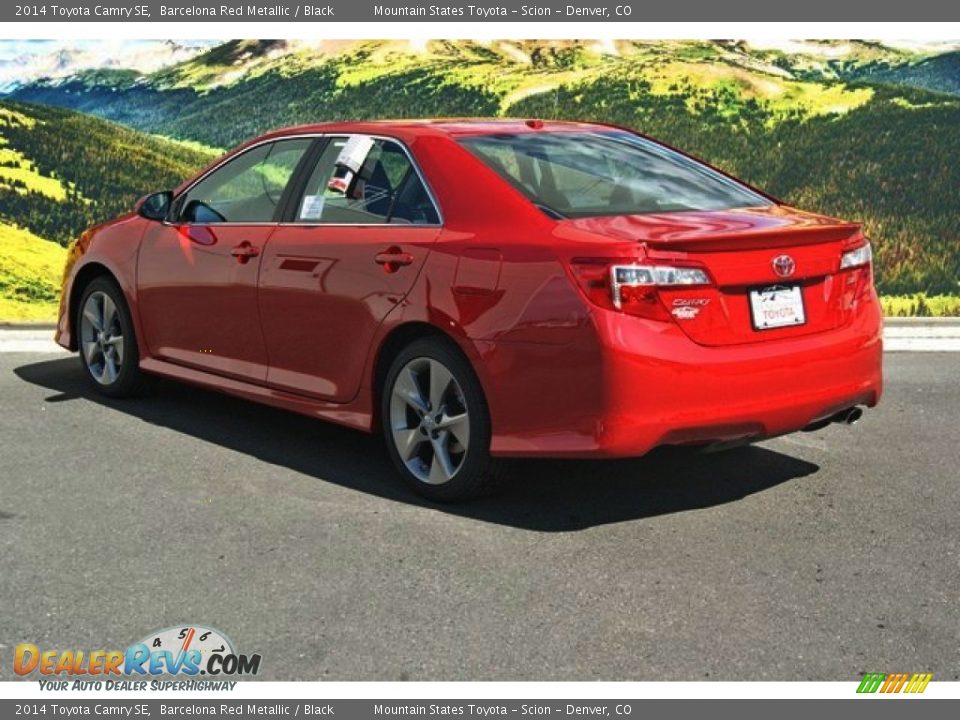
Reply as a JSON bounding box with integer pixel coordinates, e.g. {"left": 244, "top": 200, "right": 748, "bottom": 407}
{"left": 488, "top": 299, "right": 882, "bottom": 458}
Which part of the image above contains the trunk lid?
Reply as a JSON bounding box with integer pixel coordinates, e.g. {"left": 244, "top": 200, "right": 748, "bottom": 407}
{"left": 566, "top": 206, "right": 869, "bottom": 346}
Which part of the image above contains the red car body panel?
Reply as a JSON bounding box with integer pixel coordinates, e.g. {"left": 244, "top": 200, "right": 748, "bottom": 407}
{"left": 138, "top": 222, "right": 274, "bottom": 381}
{"left": 258, "top": 223, "right": 440, "bottom": 401}
{"left": 56, "top": 120, "right": 883, "bottom": 457}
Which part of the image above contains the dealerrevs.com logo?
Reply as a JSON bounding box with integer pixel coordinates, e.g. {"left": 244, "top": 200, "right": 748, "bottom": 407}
{"left": 14, "top": 625, "right": 261, "bottom": 687}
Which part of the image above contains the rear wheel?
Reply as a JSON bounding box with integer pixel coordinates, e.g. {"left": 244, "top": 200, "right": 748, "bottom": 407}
{"left": 77, "top": 277, "right": 143, "bottom": 397}
{"left": 382, "top": 338, "right": 501, "bottom": 502}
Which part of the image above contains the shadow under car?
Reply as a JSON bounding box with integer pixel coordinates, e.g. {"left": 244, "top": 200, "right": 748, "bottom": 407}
{"left": 14, "top": 356, "right": 820, "bottom": 532}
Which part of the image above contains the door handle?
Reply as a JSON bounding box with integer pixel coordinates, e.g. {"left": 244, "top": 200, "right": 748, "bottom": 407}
{"left": 231, "top": 242, "right": 260, "bottom": 264}
{"left": 374, "top": 247, "right": 415, "bottom": 273}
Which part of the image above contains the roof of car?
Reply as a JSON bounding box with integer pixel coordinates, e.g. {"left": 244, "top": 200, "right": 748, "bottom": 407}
{"left": 259, "top": 118, "right": 611, "bottom": 141}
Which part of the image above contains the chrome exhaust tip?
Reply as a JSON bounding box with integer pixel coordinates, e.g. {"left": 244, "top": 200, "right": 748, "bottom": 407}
{"left": 841, "top": 407, "right": 863, "bottom": 425}
{"left": 802, "top": 406, "right": 864, "bottom": 432}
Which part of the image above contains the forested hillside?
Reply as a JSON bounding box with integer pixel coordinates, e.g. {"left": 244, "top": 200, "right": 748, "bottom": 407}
{"left": 844, "top": 51, "right": 960, "bottom": 96}
{"left": 0, "top": 101, "right": 215, "bottom": 320}
{"left": 0, "top": 101, "right": 215, "bottom": 246}
{"left": 512, "top": 81, "right": 960, "bottom": 295}
{"left": 3, "top": 39, "right": 958, "bottom": 300}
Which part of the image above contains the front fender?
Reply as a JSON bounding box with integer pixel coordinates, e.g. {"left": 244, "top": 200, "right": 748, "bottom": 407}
{"left": 56, "top": 214, "right": 148, "bottom": 352}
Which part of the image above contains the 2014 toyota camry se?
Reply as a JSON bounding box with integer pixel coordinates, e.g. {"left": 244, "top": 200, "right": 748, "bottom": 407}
{"left": 56, "top": 120, "right": 883, "bottom": 501}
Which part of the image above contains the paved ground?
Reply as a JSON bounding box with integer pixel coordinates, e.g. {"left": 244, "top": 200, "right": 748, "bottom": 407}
{"left": 0, "top": 351, "right": 957, "bottom": 681}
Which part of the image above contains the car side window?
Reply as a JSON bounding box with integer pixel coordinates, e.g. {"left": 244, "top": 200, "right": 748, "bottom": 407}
{"left": 294, "top": 136, "right": 439, "bottom": 225}
{"left": 178, "top": 138, "right": 312, "bottom": 223}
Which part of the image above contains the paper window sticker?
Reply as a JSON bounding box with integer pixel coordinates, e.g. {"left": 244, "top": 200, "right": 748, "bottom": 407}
{"left": 336, "top": 135, "right": 376, "bottom": 173}
{"left": 300, "top": 194, "right": 326, "bottom": 220}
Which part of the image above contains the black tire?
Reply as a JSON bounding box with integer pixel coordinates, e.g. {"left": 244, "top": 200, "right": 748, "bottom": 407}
{"left": 381, "top": 337, "right": 503, "bottom": 502}
{"left": 76, "top": 276, "right": 144, "bottom": 398}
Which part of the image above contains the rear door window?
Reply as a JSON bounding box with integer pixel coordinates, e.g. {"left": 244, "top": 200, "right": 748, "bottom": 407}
{"left": 293, "top": 136, "right": 440, "bottom": 225}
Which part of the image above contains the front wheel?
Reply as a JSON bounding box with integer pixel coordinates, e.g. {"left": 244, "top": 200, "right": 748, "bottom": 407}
{"left": 381, "top": 338, "right": 501, "bottom": 502}
{"left": 76, "top": 277, "right": 143, "bottom": 397}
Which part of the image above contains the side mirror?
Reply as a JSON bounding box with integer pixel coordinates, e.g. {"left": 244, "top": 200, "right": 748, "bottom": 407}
{"left": 137, "top": 191, "right": 173, "bottom": 222}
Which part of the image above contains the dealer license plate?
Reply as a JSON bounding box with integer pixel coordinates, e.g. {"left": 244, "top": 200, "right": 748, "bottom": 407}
{"left": 749, "top": 285, "right": 806, "bottom": 330}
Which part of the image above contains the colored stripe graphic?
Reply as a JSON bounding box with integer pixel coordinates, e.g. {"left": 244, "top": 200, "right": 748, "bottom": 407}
{"left": 857, "top": 673, "right": 886, "bottom": 693}
{"left": 905, "top": 673, "right": 933, "bottom": 693}
{"left": 881, "top": 672, "right": 909, "bottom": 693}
{"left": 857, "top": 672, "right": 932, "bottom": 694}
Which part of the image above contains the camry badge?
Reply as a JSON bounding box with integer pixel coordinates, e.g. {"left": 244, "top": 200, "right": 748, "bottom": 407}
{"left": 772, "top": 254, "right": 796, "bottom": 278}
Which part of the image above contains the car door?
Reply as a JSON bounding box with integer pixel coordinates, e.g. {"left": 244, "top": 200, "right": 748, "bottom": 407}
{"left": 258, "top": 135, "right": 442, "bottom": 401}
{"left": 137, "top": 137, "right": 314, "bottom": 381}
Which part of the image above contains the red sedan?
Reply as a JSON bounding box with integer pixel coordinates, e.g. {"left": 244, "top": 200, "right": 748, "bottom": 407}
{"left": 56, "top": 120, "right": 882, "bottom": 501}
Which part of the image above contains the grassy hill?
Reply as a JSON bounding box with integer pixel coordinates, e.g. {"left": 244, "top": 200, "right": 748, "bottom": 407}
{"left": 0, "top": 222, "right": 65, "bottom": 321}
{"left": 7, "top": 40, "right": 889, "bottom": 148}
{"left": 2, "top": 40, "right": 958, "bottom": 320}
{"left": 12, "top": 40, "right": 957, "bottom": 146}
{"left": 8, "top": 39, "right": 958, "bottom": 297}
{"left": 0, "top": 100, "right": 216, "bottom": 247}
{"left": 0, "top": 100, "right": 216, "bottom": 321}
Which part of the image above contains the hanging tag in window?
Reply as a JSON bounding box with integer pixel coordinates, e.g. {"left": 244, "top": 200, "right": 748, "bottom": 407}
{"left": 335, "top": 135, "right": 376, "bottom": 174}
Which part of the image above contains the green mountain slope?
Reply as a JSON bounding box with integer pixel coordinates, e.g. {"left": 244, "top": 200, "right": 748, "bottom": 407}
{"left": 6, "top": 40, "right": 893, "bottom": 147}
{"left": 0, "top": 100, "right": 216, "bottom": 247}
{"left": 5, "top": 40, "right": 960, "bottom": 295}
{"left": 0, "top": 222, "right": 65, "bottom": 321}
{"left": 842, "top": 51, "right": 960, "bottom": 96}
{"left": 511, "top": 80, "right": 959, "bottom": 296}
{"left": 0, "top": 100, "right": 216, "bottom": 321}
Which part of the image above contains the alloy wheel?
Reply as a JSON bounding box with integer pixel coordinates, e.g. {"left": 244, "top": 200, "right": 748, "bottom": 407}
{"left": 79, "top": 290, "right": 125, "bottom": 385}
{"left": 389, "top": 357, "right": 471, "bottom": 485}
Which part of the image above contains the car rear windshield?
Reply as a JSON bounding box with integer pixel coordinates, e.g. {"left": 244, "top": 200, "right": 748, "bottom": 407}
{"left": 459, "top": 130, "right": 772, "bottom": 218}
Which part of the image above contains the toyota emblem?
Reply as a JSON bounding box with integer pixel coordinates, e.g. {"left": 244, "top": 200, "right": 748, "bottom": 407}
{"left": 772, "top": 254, "right": 796, "bottom": 278}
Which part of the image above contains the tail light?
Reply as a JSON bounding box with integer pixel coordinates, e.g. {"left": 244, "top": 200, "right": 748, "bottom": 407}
{"left": 570, "top": 259, "right": 712, "bottom": 322}
{"left": 839, "top": 241, "right": 873, "bottom": 302}
{"left": 840, "top": 241, "right": 872, "bottom": 269}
